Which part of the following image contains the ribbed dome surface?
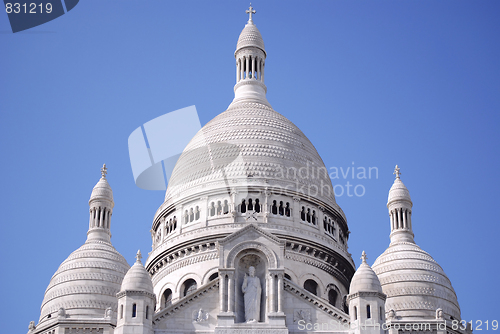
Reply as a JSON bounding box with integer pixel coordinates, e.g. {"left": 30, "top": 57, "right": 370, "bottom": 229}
{"left": 372, "top": 242, "right": 460, "bottom": 320}
{"left": 350, "top": 260, "right": 383, "bottom": 294}
{"left": 236, "top": 22, "right": 265, "bottom": 53}
{"left": 163, "top": 102, "right": 340, "bottom": 214}
{"left": 89, "top": 177, "right": 113, "bottom": 203}
{"left": 121, "top": 259, "right": 154, "bottom": 294}
{"left": 39, "top": 239, "right": 130, "bottom": 322}
{"left": 387, "top": 178, "right": 411, "bottom": 206}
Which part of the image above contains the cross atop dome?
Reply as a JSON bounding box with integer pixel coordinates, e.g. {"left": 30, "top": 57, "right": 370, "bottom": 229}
{"left": 361, "top": 251, "right": 367, "bottom": 264}
{"left": 136, "top": 249, "right": 142, "bottom": 263}
{"left": 246, "top": 4, "right": 256, "bottom": 22}
{"left": 394, "top": 165, "right": 401, "bottom": 180}
{"left": 101, "top": 164, "right": 108, "bottom": 178}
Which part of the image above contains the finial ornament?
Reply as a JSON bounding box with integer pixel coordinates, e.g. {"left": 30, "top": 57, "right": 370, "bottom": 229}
{"left": 136, "top": 249, "right": 142, "bottom": 263}
{"left": 246, "top": 4, "right": 256, "bottom": 22}
{"left": 394, "top": 165, "right": 401, "bottom": 180}
{"left": 361, "top": 251, "right": 367, "bottom": 264}
{"left": 101, "top": 164, "right": 108, "bottom": 178}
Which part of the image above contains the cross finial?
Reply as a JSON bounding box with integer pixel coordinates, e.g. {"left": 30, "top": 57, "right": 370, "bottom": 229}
{"left": 136, "top": 249, "right": 142, "bottom": 263}
{"left": 361, "top": 251, "right": 367, "bottom": 264}
{"left": 394, "top": 165, "right": 401, "bottom": 180}
{"left": 246, "top": 4, "right": 256, "bottom": 22}
{"left": 101, "top": 164, "right": 108, "bottom": 178}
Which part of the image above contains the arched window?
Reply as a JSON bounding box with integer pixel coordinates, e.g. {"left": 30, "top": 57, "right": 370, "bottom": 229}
{"left": 255, "top": 199, "right": 261, "bottom": 213}
{"left": 223, "top": 200, "right": 229, "bottom": 214}
{"left": 132, "top": 303, "right": 137, "bottom": 318}
{"left": 146, "top": 305, "right": 149, "bottom": 319}
{"left": 312, "top": 210, "right": 316, "bottom": 225}
{"left": 306, "top": 208, "right": 311, "bottom": 223}
{"left": 241, "top": 199, "right": 246, "bottom": 213}
{"left": 366, "top": 304, "right": 371, "bottom": 319}
{"left": 209, "top": 272, "right": 219, "bottom": 281}
{"left": 301, "top": 207, "right": 306, "bottom": 221}
{"left": 189, "top": 208, "right": 194, "bottom": 222}
{"left": 163, "top": 289, "right": 172, "bottom": 308}
{"left": 217, "top": 201, "right": 222, "bottom": 215}
{"left": 284, "top": 273, "right": 292, "bottom": 281}
{"left": 380, "top": 306, "right": 383, "bottom": 320}
{"left": 354, "top": 306, "right": 357, "bottom": 320}
{"left": 210, "top": 202, "right": 215, "bottom": 216}
{"left": 303, "top": 279, "right": 318, "bottom": 296}
{"left": 248, "top": 198, "right": 253, "bottom": 211}
{"left": 195, "top": 206, "right": 200, "bottom": 220}
{"left": 183, "top": 279, "right": 197, "bottom": 296}
{"left": 120, "top": 304, "right": 123, "bottom": 319}
{"left": 328, "top": 289, "right": 337, "bottom": 306}
{"left": 285, "top": 202, "right": 290, "bottom": 217}
{"left": 271, "top": 200, "right": 277, "bottom": 214}
{"left": 279, "top": 201, "right": 284, "bottom": 216}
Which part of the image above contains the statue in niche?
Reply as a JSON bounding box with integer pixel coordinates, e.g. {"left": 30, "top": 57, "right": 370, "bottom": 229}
{"left": 241, "top": 266, "right": 261, "bottom": 323}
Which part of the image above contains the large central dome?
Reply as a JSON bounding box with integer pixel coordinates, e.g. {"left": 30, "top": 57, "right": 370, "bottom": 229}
{"left": 163, "top": 101, "right": 339, "bottom": 211}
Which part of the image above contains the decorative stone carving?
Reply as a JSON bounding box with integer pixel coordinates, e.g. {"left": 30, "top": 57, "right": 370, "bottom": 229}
{"left": 242, "top": 266, "right": 261, "bottom": 323}
{"left": 436, "top": 308, "right": 443, "bottom": 319}
{"left": 104, "top": 307, "right": 112, "bottom": 319}
{"left": 57, "top": 307, "right": 66, "bottom": 318}
{"left": 293, "top": 309, "right": 311, "bottom": 323}
{"left": 193, "top": 308, "right": 209, "bottom": 322}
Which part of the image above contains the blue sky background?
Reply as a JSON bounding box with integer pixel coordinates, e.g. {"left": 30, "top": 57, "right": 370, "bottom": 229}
{"left": 1, "top": 1, "right": 499, "bottom": 332}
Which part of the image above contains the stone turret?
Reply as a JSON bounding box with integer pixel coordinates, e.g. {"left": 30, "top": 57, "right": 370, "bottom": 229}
{"left": 347, "top": 251, "right": 386, "bottom": 334}
{"left": 116, "top": 250, "right": 155, "bottom": 334}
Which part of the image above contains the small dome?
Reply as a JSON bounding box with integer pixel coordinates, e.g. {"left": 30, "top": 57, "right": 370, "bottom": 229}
{"left": 120, "top": 251, "right": 154, "bottom": 294}
{"left": 90, "top": 178, "right": 113, "bottom": 203}
{"left": 39, "top": 240, "right": 130, "bottom": 322}
{"left": 387, "top": 177, "right": 411, "bottom": 206}
{"left": 372, "top": 242, "right": 461, "bottom": 320}
{"left": 349, "top": 251, "right": 383, "bottom": 294}
{"left": 236, "top": 21, "right": 265, "bottom": 54}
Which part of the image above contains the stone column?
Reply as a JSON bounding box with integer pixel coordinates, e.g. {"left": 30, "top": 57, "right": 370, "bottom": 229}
{"left": 402, "top": 209, "right": 407, "bottom": 229}
{"left": 219, "top": 273, "right": 226, "bottom": 312}
{"left": 398, "top": 209, "right": 403, "bottom": 230}
{"left": 228, "top": 272, "right": 234, "bottom": 312}
{"left": 89, "top": 208, "right": 93, "bottom": 228}
{"left": 292, "top": 197, "right": 300, "bottom": 223}
{"left": 268, "top": 273, "right": 275, "bottom": 313}
{"left": 263, "top": 190, "right": 270, "bottom": 223}
{"left": 99, "top": 207, "right": 104, "bottom": 228}
{"left": 245, "top": 56, "right": 249, "bottom": 79}
{"left": 277, "top": 273, "right": 283, "bottom": 313}
{"left": 408, "top": 210, "right": 412, "bottom": 230}
{"left": 237, "top": 59, "right": 240, "bottom": 82}
{"left": 252, "top": 56, "right": 255, "bottom": 79}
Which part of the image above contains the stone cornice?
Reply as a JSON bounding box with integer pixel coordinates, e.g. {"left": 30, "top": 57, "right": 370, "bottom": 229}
{"left": 346, "top": 291, "right": 387, "bottom": 302}
{"left": 116, "top": 290, "right": 155, "bottom": 300}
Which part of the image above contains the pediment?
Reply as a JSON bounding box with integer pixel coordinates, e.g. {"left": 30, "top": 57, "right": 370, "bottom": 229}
{"left": 219, "top": 223, "right": 284, "bottom": 247}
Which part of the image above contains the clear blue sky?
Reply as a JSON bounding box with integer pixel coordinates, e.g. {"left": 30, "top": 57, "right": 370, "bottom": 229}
{"left": 1, "top": 1, "right": 499, "bottom": 332}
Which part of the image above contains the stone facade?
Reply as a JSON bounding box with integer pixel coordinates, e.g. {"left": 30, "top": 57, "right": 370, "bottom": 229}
{"left": 28, "top": 7, "right": 471, "bottom": 334}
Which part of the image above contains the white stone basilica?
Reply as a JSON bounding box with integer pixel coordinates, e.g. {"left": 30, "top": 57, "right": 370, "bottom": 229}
{"left": 28, "top": 7, "right": 471, "bottom": 334}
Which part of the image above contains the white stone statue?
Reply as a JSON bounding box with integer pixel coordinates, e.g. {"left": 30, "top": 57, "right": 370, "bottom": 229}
{"left": 241, "top": 266, "right": 261, "bottom": 323}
